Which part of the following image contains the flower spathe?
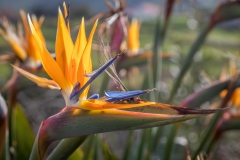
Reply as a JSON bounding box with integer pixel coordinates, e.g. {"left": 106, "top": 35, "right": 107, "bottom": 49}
{"left": 0, "top": 10, "right": 45, "bottom": 68}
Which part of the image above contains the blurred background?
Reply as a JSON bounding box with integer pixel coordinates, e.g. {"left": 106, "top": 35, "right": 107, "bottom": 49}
{"left": 0, "top": 0, "right": 240, "bottom": 159}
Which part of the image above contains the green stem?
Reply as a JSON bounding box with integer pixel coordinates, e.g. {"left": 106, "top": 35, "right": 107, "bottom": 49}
{"left": 123, "top": 131, "right": 134, "bottom": 160}
{"left": 161, "top": 26, "right": 210, "bottom": 160}
{"left": 192, "top": 77, "right": 238, "bottom": 159}
{"left": 168, "top": 26, "right": 210, "bottom": 103}
{"left": 137, "top": 130, "right": 147, "bottom": 160}
{"left": 146, "top": 129, "right": 153, "bottom": 160}
{"left": 29, "top": 126, "right": 40, "bottom": 160}
{"left": 83, "top": 135, "right": 94, "bottom": 160}
{"left": 147, "top": 56, "right": 155, "bottom": 101}
{"left": 93, "top": 135, "right": 99, "bottom": 160}
{"left": 152, "top": 126, "right": 163, "bottom": 152}
{"left": 162, "top": 123, "right": 179, "bottom": 160}
{"left": 46, "top": 136, "right": 87, "bottom": 160}
{"left": 99, "top": 75, "right": 109, "bottom": 96}
{"left": 192, "top": 112, "right": 223, "bottom": 160}
{"left": 152, "top": 16, "right": 162, "bottom": 101}
{"left": 205, "top": 134, "right": 216, "bottom": 156}
{"left": 7, "top": 97, "right": 12, "bottom": 152}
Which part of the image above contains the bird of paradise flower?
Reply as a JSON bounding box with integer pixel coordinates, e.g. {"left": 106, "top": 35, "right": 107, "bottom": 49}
{"left": 0, "top": 10, "right": 45, "bottom": 68}
{"left": 0, "top": 10, "right": 46, "bottom": 93}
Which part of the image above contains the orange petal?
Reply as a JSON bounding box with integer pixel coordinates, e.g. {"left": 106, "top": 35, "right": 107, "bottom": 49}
{"left": 6, "top": 39, "right": 26, "bottom": 61}
{"left": 25, "top": 14, "right": 45, "bottom": 62}
{"left": 32, "top": 14, "right": 46, "bottom": 46}
{"left": 220, "top": 89, "right": 227, "bottom": 98}
{"left": 28, "top": 15, "right": 71, "bottom": 92}
{"left": 70, "top": 18, "right": 87, "bottom": 84}
{"left": 127, "top": 19, "right": 140, "bottom": 53}
{"left": 80, "top": 19, "right": 98, "bottom": 74}
{"left": 26, "top": 32, "right": 41, "bottom": 61}
{"left": 78, "top": 20, "right": 98, "bottom": 98}
{"left": 232, "top": 88, "right": 240, "bottom": 107}
{"left": 0, "top": 25, "right": 27, "bottom": 61}
{"left": 38, "top": 16, "right": 45, "bottom": 27}
{"left": 230, "top": 60, "right": 236, "bottom": 76}
{"left": 20, "top": 10, "right": 30, "bottom": 39}
{"left": 63, "top": 2, "right": 70, "bottom": 31}
{"left": 12, "top": 65, "right": 60, "bottom": 90}
{"left": 55, "top": 8, "right": 73, "bottom": 81}
{"left": 80, "top": 99, "right": 156, "bottom": 110}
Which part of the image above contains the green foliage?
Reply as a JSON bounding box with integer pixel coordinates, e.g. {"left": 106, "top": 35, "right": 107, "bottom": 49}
{"left": 12, "top": 104, "right": 34, "bottom": 159}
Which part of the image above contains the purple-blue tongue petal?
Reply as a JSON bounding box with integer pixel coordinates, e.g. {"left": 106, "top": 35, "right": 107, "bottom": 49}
{"left": 88, "top": 94, "right": 99, "bottom": 99}
{"left": 70, "top": 54, "right": 120, "bottom": 104}
{"left": 105, "top": 89, "right": 154, "bottom": 102}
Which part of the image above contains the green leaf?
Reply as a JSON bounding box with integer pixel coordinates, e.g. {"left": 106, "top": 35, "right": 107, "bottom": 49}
{"left": 46, "top": 136, "right": 87, "bottom": 160}
{"left": 12, "top": 103, "right": 34, "bottom": 160}
{"left": 67, "top": 147, "right": 84, "bottom": 160}
{"left": 36, "top": 103, "right": 222, "bottom": 159}
{"left": 218, "top": 115, "right": 240, "bottom": 132}
{"left": 82, "top": 135, "right": 95, "bottom": 160}
{"left": 181, "top": 75, "right": 240, "bottom": 109}
{"left": 181, "top": 79, "right": 230, "bottom": 108}
{"left": 122, "top": 131, "right": 134, "bottom": 160}
{"left": 136, "top": 129, "right": 148, "bottom": 160}
{"left": 209, "top": 1, "right": 240, "bottom": 28}
{"left": 101, "top": 138, "right": 118, "bottom": 160}
{"left": 192, "top": 112, "right": 223, "bottom": 159}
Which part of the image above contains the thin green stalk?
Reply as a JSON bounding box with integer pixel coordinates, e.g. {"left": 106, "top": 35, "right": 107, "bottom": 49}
{"left": 161, "top": 26, "right": 210, "bottom": 160}
{"left": 137, "top": 130, "right": 147, "bottom": 160}
{"left": 147, "top": 56, "right": 155, "bottom": 101}
{"left": 8, "top": 85, "right": 16, "bottom": 159}
{"left": 192, "top": 112, "right": 222, "bottom": 159}
{"left": 7, "top": 96, "right": 12, "bottom": 152}
{"left": 152, "top": 16, "right": 162, "bottom": 101}
{"left": 7, "top": 73, "right": 20, "bottom": 159}
{"left": 192, "top": 76, "right": 240, "bottom": 159}
{"left": 46, "top": 136, "right": 87, "bottom": 160}
{"left": 99, "top": 75, "right": 109, "bottom": 96}
{"left": 205, "top": 117, "right": 240, "bottom": 156}
{"left": 168, "top": 26, "right": 210, "bottom": 103}
{"left": 83, "top": 135, "right": 95, "bottom": 160}
{"left": 2, "top": 126, "right": 9, "bottom": 160}
{"left": 205, "top": 134, "right": 216, "bottom": 156}
{"left": 152, "top": 1, "right": 176, "bottom": 158}
{"left": 162, "top": 123, "right": 180, "bottom": 160}
{"left": 93, "top": 135, "right": 99, "bottom": 160}
{"left": 152, "top": 126, "right": 163, "bottom": 152}
{"left": 146, "top": 129, "right": 153, "bottom": 160}
{"left": 29, "top": 125, "right": 40, "bottom": 160}
{"left": 123, "top": 131, "right": 134, "bottom": 160}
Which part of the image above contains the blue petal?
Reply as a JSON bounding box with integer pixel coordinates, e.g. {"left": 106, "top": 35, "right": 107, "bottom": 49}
{"left": 88, "top": 94, "right": 99, "bottom": 99}
{"left": 84, "top": 67, "right": 102, "bottom": 77}
{"left": 105, "top": 90, "right": 143, "bottom": 98}
{"left": 105, "top": 89, "right": 154, "bottom": 102}
{"left": 70, "top": 54, "right": 121, "bottom": 104}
